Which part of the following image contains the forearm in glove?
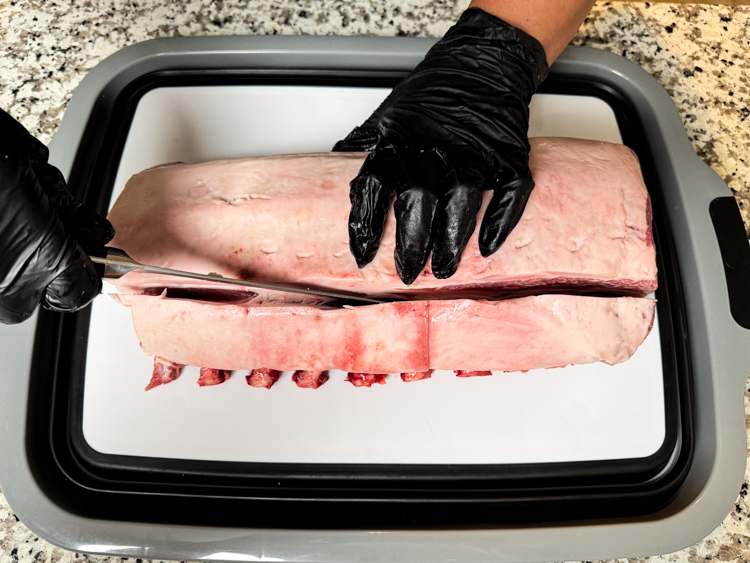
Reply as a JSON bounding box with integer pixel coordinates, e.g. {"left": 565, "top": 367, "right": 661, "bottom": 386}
{"left": 0, "top": 109, "right": 114, "bottom": 324}
{"left": 333, "top": 7, "right": 549, "bottom": 284}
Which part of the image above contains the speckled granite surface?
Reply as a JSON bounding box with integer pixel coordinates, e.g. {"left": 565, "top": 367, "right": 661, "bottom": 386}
{"left": 1, "top": 2, "right": 749, "bottom": 563}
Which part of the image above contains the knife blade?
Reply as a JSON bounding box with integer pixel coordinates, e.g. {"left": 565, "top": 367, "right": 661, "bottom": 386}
{"left": 91, "top": 247, "right": 388, "bottom": 305}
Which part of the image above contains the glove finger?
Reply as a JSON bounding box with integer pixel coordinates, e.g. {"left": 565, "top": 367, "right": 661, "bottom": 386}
{"left": 0, "top": 109, "right": 48, "bottom": 166}
{"left": 348, "top": 147, "right": 405, "bottom": 268}
{"left": 393, "top": 187, "right": 440, "bottom": 285}
{"left": 393, "top": 148, "right": 447, "bottom": 285}
{"left": 65, "top": 203, "right": 116, "bottom": 252}
{"left": 478, "top": 176, "right": 535, "bottom": 258}
{"left": 430, "top": 166, "right": 484, "bottom": 279}
{"left": 0, "top": 283, "right": 45, "bottom": 324}
{"left": 43, "top": 241, "right": 102, "bottom": 313}
{"left": 34, "top": 162, "right": 115, "bottom": 251}
{"left": 332, "top": 84, "right": 404, "bottom": 152}
{"left": 332, "top": 125, "right": 380, "bottom": 153}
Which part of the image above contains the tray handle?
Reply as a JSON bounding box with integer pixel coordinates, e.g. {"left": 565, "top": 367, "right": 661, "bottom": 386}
{"left": 710, "top": 196, "right": 750, "bottom": 329}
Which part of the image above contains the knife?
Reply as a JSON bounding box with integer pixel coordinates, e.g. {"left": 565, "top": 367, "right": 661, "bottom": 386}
{"left": 91, "top": 247, "right": 388, "bottom": 305}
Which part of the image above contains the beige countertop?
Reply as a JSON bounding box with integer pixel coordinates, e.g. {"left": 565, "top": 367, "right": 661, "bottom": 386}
{"left": 1, "top": 1, "right": 749, "bottom": 562}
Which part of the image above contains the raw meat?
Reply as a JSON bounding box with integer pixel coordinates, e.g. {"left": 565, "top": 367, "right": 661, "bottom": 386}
{"left": 429, "top": 297, "right": 655, "bottom": 371}
{"left": 114, "top": 294, "right": 655, "bottom": 374}
{"left": 346, "top": 373, "right": 388, "bottom": 387}
{"left": 197, "top": 368, "right": 231, "bottom": 386}
{"left": 292, "top": 370, "right": 329, "bottom": 389}
{"left": 454, "top": 371, "right": 492, "bottom": 377}
{"left": 400, "top": 370, "right": 433, "bottom": 382}
{"left": 246, "top": 368, "right": 281, "bottom": 389}
{"left": 107, "top": 137, "right": 656, "bottom": 298}
{"left": 146, "top": 357, "right": 184, "bottom": 390}
{"left": 113, "top": 294, "right": 428, "bottom": 372}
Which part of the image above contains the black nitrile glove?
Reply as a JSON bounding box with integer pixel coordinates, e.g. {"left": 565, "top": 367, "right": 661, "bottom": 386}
{"left": 0, "top": 109, "right": 115, "bottom": 324}
{"left": 333, "top": 8, "right": 549, "bottom": 284}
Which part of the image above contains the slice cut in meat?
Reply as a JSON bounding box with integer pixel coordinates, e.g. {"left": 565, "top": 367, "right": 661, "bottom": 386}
{"left": 115, "top": 294, "right": 655, "bottom": 374}
{"left": 401, "top": 370, "right": 433, "bottom": 382}
{"left": 346, "top": 373, "right": 387, "bottom": 387}
{"left": 292, "top": 370, "right": 329, "bottom": 389}
{"left": 146, "top": 357, "right": 185, "bottom": 391}
{"left": 246, "top": 368, "right": 282, "bottom": 389}
{"left": 198, "top": 368, "right": 231, "bottom": 386}
{"left": 107, "top": 138, "right": 656, "bottom": 298}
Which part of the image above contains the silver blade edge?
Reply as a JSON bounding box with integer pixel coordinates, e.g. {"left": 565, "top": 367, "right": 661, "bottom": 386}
{"left": 91, "top": 257, "right": 386, "bottom": 305}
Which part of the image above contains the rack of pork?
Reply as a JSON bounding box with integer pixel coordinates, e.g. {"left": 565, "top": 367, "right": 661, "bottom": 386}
{"left": 107, "top": 137, "right": 657, "bottom": 390}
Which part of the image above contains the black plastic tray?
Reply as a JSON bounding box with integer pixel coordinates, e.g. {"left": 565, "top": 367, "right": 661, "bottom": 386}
{"left": 25, "top": 67, "right": 694, "bottom": 528}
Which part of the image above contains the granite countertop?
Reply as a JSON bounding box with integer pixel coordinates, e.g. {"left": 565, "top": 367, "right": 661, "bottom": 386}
{"left": 1, "top": 1, "right": 749, "bottom": 562}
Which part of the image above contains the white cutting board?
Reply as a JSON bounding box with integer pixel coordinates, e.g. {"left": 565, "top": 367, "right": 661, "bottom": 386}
{"left": 82, "top": 86, "right": 664, "bottom": 465}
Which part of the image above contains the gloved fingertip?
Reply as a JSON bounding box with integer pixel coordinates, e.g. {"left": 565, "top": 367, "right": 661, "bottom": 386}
{"left": 478, "top": 225, "right": 503, "bottom": 258}
{"left": 394, "top": 253, "right": 424, "bottom": 286}
{"left": 393, "top": 187, "right": 439, "bottom": 285}
{"left": 478, "top": 177, "right": 535, "bottom": 258}
{"left": 0, "top": 296, "right": 41, "bottom": 325}
{"left": 431, "top": 254, "right": 460, "bottom": 279}
{"left": 430, "top": 179, "right": 483, "bottom": 279}
{"left": 430, "top": 238, "right": 461, "bottom": 278}
{"left": 70, "top": 204, "right": 116, "bottom": 247}
{"left": 349, "top": 236, "right": 378, "bottom": 269}
{"left": 332, "top": 126, "right": 379, "bottom": 153}
{"left": 43, "top": 258, "right": 102, "bottom": 314}
{"left": 347, "top": 150, "right": 403, "bottom": 269}
{"left": 478, "top": 241, "right": 498, "bottom": 258}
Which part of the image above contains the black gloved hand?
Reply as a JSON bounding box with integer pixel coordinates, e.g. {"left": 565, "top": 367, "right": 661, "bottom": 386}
{"left": 333, "top": 8, "right": 549, "bottom": 284}
{"left": 0, "top": 109, "right": 115, "bottom": 324}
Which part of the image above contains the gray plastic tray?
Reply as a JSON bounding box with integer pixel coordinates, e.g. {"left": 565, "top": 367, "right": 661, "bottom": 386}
{"left": 0, "top": 36, "right": 749, "bottom": 563}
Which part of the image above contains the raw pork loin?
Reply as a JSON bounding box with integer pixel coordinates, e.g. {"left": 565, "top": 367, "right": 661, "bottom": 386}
{"left": 107, "top": 137, "right": 656, "bottom": 298}
{"left": 108, "top": 137, "right": 658, "bottom": 386}
{"left": 114, "top": 294, "right": 655, "bottom": 374}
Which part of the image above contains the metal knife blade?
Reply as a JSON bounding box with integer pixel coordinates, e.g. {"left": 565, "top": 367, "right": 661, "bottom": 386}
{"left": 92, "top": 247, "right": 387, "bottom": 305}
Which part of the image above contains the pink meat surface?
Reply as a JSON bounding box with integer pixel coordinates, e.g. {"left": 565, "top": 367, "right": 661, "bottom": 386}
{"left": 113, "top": 293, "right": 429, "bottom": 372}
{"left": 429, "top": 296, "right": 656, "bottom": 371}
{"left": 246, "top": 368, "right": 282, "bottom": 389}
{"left": 107, "top": 137, "right": 656, "bottom": 298}
{"left": 114, "top": 294, "right": 655, "bottom": 374}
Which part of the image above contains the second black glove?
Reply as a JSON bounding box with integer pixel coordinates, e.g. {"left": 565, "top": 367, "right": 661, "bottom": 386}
{"left": 333, "top": 8, "right": 549, "bottom": 284}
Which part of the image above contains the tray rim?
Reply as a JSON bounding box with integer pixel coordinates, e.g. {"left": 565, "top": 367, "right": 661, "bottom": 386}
{"left": 0, "top": 36, "right": 747, "bottom": 563}
{"left": 66, "top": 69, "right": 684, "bottom": 488}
